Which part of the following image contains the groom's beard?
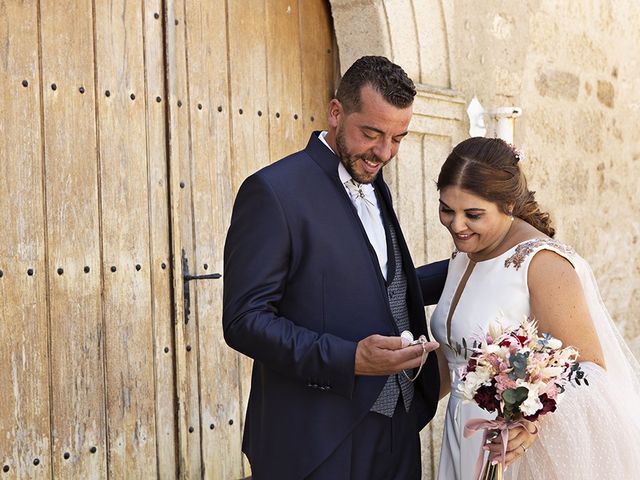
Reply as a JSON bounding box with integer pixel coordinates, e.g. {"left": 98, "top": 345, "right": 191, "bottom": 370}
{"left": 335, "top": 127, "right": 390, "bottom": 184}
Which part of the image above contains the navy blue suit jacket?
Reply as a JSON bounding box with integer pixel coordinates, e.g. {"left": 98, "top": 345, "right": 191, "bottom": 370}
{"left": 223, "top": 133, "right": 448, "bottom": 479}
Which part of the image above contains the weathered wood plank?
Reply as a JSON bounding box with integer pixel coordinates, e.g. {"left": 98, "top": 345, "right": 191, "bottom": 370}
{"left": 299, "top": 0, "right": 336, "bottom": 135}
{"left": 183, "top": 0, "right": 243, "bottom": 477}
{"left": 38, "top": 0, "right": 108, "bottom": 477}
{"left": 93, "top": 0, "right": 157, "bottom": 476}
{"left": 227, "top": 0, "right": 270, "bottom": 191}
{"left": 266, "top": 0, "right": 305, "bottom": 162}
{"left": 141, "top": 2, "right": 178, "bottom": 478}
{"left": 164, "top": 0, "right": 202, "bottom": 477}
{"left": 0, "top": 1, "right": 51, "bottom": 478}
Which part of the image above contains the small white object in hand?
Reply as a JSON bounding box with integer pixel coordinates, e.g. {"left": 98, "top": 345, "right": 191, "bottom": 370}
{"left": 400, "top": 330, "right": 414, "bottom": 347}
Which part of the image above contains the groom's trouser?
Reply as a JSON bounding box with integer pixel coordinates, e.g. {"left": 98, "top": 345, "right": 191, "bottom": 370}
{"left": 305, "top": 393, "right": 424, "bottom": 480}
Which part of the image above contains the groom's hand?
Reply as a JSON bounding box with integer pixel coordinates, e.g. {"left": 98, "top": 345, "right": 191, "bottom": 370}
{"left": 354, "top": 334, "right": 439, "bottom": 375}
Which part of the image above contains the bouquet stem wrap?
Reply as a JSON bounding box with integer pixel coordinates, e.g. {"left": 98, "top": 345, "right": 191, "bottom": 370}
{"left": 464, "top": 418, "right": 534, "bottom": 480}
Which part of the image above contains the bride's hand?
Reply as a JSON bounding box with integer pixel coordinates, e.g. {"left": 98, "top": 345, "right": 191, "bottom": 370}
{"left": 485, "top": 420, "right": 539, "bottom": 467}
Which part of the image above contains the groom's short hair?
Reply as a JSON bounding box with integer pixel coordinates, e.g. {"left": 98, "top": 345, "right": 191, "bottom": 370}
{"left": 336, "top": 56, "right": 416, "bottom": 113}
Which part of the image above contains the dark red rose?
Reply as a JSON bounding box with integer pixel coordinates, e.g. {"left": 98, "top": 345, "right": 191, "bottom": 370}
{"left": 474, "top": 384, "right": 500, "bottom": 412}
{"left": 524, "top": 393, "right": 557, "bottom": 421}
{"left": 467, "top": 358, "right": 477, "bottom": 372}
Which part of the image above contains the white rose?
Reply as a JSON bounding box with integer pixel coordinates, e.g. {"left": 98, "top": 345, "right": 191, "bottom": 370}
{"left": 520, "top": 393, "right": 543, "bottom": 416}
{"left": 516, "top": 380, "right": 543, "bottom": 416}
{"left": 458, "top": 370, "right": 491, "bottom": 401}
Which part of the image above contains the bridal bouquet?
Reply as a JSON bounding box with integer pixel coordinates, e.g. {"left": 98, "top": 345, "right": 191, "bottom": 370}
{"left": 458, "top": 318, "right": 586, "bottom": 480}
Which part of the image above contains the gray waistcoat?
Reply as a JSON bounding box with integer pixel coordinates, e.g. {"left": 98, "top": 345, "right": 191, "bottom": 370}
{"left": 370, "top": 222, "right": 415, "bottom": 417}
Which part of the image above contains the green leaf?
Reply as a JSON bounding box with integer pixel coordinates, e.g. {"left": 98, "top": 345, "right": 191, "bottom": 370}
{"left": 503, "top": 386, "right": 529, "bottom": 406}
{"left": 508, "top": 352, "right": 529, "bottom": 380}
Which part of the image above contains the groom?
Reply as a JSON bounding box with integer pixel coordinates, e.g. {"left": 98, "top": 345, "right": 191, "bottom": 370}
{"left": 223, "top": 56, "right": 448, "bottom": 479}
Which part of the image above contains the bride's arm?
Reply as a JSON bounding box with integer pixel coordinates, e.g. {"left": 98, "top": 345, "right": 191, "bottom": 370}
{"left": 528, "top": 250, "right": 605, "bottom": 368}
{"left": 435, "top": 347, "right": 451, "bottom": 399}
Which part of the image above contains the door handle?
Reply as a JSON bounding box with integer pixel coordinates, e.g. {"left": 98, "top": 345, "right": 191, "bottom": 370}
{"left": 184, "top": 273, "right": 221, "bottom": 281}
{"left": 182, "top": 250, "right": 221, "bottom": 324}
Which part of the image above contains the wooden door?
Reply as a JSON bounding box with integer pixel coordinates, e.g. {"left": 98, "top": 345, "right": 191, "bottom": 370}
{"left": 0, "top": 0, "right": 335, "bottom": 478}
{"left": 164, "top": 0, "right": 337, "bottom": 478}
{"left": 1, "top": 1, "right": 176, "bottom": 478}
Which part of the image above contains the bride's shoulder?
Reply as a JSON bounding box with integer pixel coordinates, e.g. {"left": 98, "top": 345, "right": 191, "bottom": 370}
{"left": 504, "top": 237, "right": 577, "bottom": 271}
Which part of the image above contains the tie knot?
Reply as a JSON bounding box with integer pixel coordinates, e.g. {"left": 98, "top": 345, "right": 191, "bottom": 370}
{"left": 345, "top": 179, "right": 374, "bottom": 202}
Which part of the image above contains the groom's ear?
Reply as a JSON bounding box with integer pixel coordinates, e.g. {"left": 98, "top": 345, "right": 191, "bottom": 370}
{"left": 328, "top": 99, "right": 342, "bottom": 128}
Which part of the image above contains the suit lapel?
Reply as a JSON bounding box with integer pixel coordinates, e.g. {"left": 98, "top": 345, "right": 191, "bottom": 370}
{"left": 375, "top": 187, "right": 396, "bottom": 287}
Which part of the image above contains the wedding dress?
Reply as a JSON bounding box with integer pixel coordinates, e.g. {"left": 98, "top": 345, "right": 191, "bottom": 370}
{"left": 430, "top": 238, "right": 640, "bottom": 479}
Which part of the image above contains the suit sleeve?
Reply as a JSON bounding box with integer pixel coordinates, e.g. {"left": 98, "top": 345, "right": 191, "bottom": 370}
{"left": 416, "top": 259, "right": 449, "bottom": 306}
{"left": 222, "top": 174, "right": 357, "bottom": 398}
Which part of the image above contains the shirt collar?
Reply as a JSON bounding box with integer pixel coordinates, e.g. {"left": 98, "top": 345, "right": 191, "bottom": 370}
{"left": 318, "top": 130, "right": 335, "bottom": 154}
{"left": 338, "top": 162, "right": 352, "bottom": 185}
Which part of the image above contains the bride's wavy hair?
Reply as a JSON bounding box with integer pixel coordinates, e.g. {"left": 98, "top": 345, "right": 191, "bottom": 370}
{"left": 437, "top": 137, "right": 555, "bottom": 238}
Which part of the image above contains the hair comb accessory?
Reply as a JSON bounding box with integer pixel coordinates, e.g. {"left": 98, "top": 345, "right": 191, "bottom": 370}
{"left": 508, "top": 143, "right": 526, "bottom": 163}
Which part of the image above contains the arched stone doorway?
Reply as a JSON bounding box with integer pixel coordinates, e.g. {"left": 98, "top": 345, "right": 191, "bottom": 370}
{"left": 328, "top": 0, "right": 454, "bottom": 87}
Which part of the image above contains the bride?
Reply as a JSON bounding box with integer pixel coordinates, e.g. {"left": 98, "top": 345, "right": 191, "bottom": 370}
{"left": 429, "top": 137, "right": 640, "bottom": 479}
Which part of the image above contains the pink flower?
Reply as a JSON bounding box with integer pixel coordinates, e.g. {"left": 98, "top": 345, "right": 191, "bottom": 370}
{"left": 495, "top": 374, "right": 517, "bottom": 394}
